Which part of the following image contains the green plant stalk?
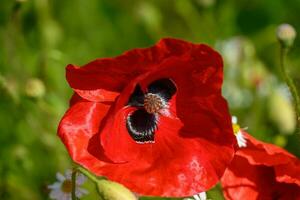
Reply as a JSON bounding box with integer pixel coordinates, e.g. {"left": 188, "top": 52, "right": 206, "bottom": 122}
{"left": 76, "top": 166, "right": 104, "bottom": 183}
{"left": 71, "top": 168, "right": 77, "bottom": 200}
{"left": 280, "top": 47, "right": 300, "bottom": 127}
{"left": 76, "top": 166, "right": 106, "bottom": 199}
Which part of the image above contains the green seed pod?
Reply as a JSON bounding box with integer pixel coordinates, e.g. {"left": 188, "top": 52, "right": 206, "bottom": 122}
{"left": 276, "top": 24, "right": 297, "bottom": 48}
{"left": 97, "top": 179, "right": 137, "bottom": 200}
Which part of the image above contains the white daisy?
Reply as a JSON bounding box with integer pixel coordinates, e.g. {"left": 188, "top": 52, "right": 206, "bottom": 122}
{"left": 48, "top": 169, "right": 88, "bottom": 200}
{"left": 232, "top": 116, "right": 247, "bottom": 148}
{"left": 183, "top": 192, "right": 208, "bottom": 200}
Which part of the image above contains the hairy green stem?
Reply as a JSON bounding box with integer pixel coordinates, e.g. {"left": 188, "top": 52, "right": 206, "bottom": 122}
{"left": 279, "top": 47, "right": 300, "bottom": 127}
{"left": 71, "top": 168, "right": 77, "bottom": 200}
{"left": 76, "top": 166, "right": 103, "bottom": 183}
{"left": 75, "top": 165, "right": 106, "bottom": 198}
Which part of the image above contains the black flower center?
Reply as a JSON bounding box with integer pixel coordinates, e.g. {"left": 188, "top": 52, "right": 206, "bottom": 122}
{"left": 126, "top": 78, "right": 176, "bottom": 143}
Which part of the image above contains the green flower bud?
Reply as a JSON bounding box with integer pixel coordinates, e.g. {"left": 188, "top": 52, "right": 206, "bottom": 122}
{"left": 276, "top": 24, "right": 297, "bottom": 48}
{"left": 136, "top": 2, "right": 162, "bottom": 33}
{"left": 273, "top": 135, "right": 287, "bottom": 147}
{"left": 25, "top": 78, "right": 46, "bottom": 98}
{"left": 97, "top": 179, "right": 137, "bottom": 200}
{"left": 268, "top": 87, "right": 296, "bottom": 134}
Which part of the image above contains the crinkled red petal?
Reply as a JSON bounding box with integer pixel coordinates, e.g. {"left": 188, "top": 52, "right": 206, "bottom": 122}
{"left": 60, "top": 38, "right": 236, "bottom": 197}
{"left": 274, "top": 157, "right": 300, "bottom": 187}
{"left": 99, "top": 46, "right": 234, "bottom": 162}
{"left": 66, "top": 38, "right": 223, "bottom": 102}
{"left": 221, "top": 132, "right": 300, "bottom": 200}
{"left": 58, "top": 100, "right": 233, "bottom": 197}
{"left": 221, "top": 155, "right": 274, "bottom": 200}
{"left": 237, "top": 132, "right": 297, "bottom": 166}
{"left": 58, "top": 100, "right": 111, "bottom": 163}
{"left": 221, "top": 155, "right": 300, "bottom": 200}
{"left": 74, "top": 89, "right": 119, "bottom": 102}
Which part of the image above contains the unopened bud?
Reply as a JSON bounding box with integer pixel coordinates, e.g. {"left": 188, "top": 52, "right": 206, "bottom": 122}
{"left": 97, "top": 179, "right": 137, "bottom": 200}
{"left": 276, "top": 24, "right": 296, "bottom": 48}
{"left": 268, "top": 88, "right": 296, "bottom": 134}
{"left": 273, "top": 135, "right": 287, "bottom": 147}
{"left": 25, "top": 78, "right": 45, "bottom": 98}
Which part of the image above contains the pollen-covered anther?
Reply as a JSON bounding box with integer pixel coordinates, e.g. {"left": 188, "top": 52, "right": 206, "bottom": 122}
{"left": 144, "top": 93, "right": 164, "bottom": 114}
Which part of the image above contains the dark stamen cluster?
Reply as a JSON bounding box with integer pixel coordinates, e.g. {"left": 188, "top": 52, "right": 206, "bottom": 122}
{"left": 126, "top": 78, "right": 177, "bottom": 143}
{"left": 144, "top": 93, "right": 164, "bottom": 114}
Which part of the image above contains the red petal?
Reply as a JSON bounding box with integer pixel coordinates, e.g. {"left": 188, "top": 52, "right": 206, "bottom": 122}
{"left": 99, "top": 101, "right": 234, "bottom": 194}
{"left": 66, "top": 38, "right": 223, "bottom": 102}
{"left": 221, "top": 132, "right": 300, "bottom": 199}
{"left": 74, "top": 89, "right": 119, "bottom": 102}
{"left": 103, "top": 129, "right": 234, "bottom": 197}
{"left": 221, "top": 155, "right": 300, "bottom": 200}
{"left": 58, "top": 99, "right": 233, "bottom": 197}
{"left": 60, "top": 38, "right": 235, "bottom": 197}
{"left": 221, "top": 155, "right": 274, "bottom": 200}
{"left": 275, "top": 159, "right": 300, "bottom": 187}
{"left": 98, "top": 43, "right": 234, "bottom": 162}
{"left": 100, "top": 92, "right": 234, "bottom": 160}
{"left": 238, "top": 132, "right": 298, "bottom": 166}
{"left": 58, "top": 100, "right": 111, "bottom": 164}
{"left": 69, "top": 92, "right": 84, "bottom": 106}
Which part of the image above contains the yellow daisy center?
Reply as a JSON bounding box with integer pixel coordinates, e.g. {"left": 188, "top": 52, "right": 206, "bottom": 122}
{"left": 232, "top": 123, "right": 241, "bottom": 135}
{"left": 61, "top": 180, "right": 72, "bottom": 193}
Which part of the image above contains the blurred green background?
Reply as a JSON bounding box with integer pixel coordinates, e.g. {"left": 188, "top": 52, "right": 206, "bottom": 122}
{"left": 1, "top": 0, "right": 300, "bottom": 199}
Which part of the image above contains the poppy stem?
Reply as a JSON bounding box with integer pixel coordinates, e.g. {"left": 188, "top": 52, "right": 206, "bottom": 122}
{"left": 76, "top": 166, "right": 105, "bottom": 183}
{"left": 75, "top": 165, "right": 107, "bottom": 198}
{"left": 279, "top": 46, "right": 300, "bottom": 130}
{"left": 71, "top": 168, "right": 77, "bottom": 200}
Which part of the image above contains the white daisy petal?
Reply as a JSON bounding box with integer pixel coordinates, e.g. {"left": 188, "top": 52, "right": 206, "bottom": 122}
{"left": 198, "top": 192, "right": 207, "bottom": 200}
{"left": 48, "top": 182, "right": 61, "bottom": 189}
{"left": 60, "top": 193, "right": 68, "bottom": 200}
{"left": 49, "top": 189, "right": 64, "bottom": 200}
{"left": 66, "top": 193, "right": 72, "bottom": 200}
{"left": 232, "top": 116, "right": 238, "bottom": 124}
{"left": 239, "top": 137, "right": 247, "bottom": 144}
{"left": 193, "top": 194, "right": 201, "bottom": 200}
{"left": 236, "top": 131, "right": 247, "bottom": 148}
{"left": 76, "top": 173, "right": 86, "bottom": 185}
{"left": 64, "top": 169, "right": 72, "bottom": 179}
{"left": 49, "top": 190, "right": 58, "bottom": 198}
{"left": 76, "top": 188, "right": 89, "bottom": 197}
{"left": 56, "top": 172, "right": 66, "bottom": 182}
{"left": 184, "top": 192, "right": 207, "bottom": 200}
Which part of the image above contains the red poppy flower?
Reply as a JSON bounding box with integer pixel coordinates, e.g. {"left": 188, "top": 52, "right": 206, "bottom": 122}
{"left": 58, "top": 38, "right": 235, "bottom": 197}
{"left": 221, "top": 131, "right": 300, "bottom": 200}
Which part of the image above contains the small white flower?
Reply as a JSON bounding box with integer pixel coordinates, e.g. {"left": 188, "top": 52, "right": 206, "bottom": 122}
{"left": 232, "top": 116, "right": 247, "bottom": 148}
{"left": 48, "top": 169, "right": 88, "bottom": 200}
{"left": 184, "top": 192, "right": 208, "bottom": 200}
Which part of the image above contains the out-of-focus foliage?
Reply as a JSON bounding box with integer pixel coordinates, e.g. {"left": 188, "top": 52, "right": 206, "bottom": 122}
{"left": 0, "top": 0, "right": 299, "bottom": 200}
